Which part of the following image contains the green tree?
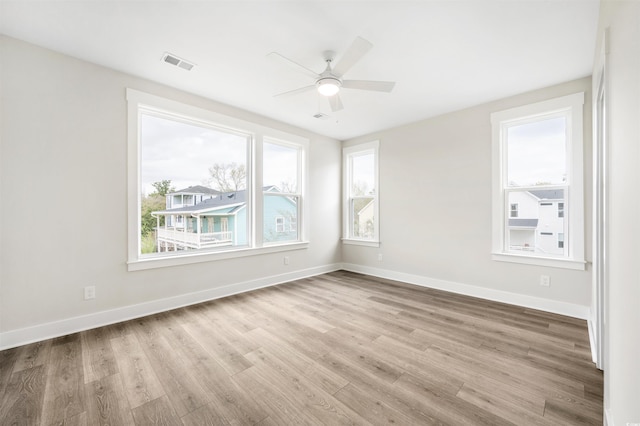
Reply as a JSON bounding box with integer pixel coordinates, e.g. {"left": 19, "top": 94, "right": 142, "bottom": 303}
{"left": 150, "top": 180, "right": 175, "bottom": 196}
{"left": 140, "top": 180, "right": 174, "bottom": 240}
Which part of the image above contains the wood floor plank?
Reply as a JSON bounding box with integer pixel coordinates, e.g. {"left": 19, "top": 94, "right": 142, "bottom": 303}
{"left": 40, "top": 334, "right": 86, "bottom": 425}
{"left": 12, "top": 340, "right": 52, "bottom": 373}
{"left": 161, "top": 322, "right": 269, "bottom": 425}
{"left": 109, "top": 333, "right": 164, "bottom": 409}
{"left": 85, "top": 373, "right": 135, "bottom": 425}
{"left": 133, "top": 316, "right": 208, "bottom": 417}
{"left": 80, "top": 326, "right": 118, "bottom": 384}
{"left": 131, "top": 395, "right": 181, "bottom": 426}
{"left": 180, "top": 314, "right": 253, "bottom": 376}
{"left": 244, "top": 347, "right": 367, "bottom": 425}
{"left": 179, "top": 401, "right": 232, "bottom": 426}
{"left": 0, "top": 365, "right": 46, "bottom": 426}
{"left": 0, "top": 346, "right": 20, "bottom": 401}
{"left": 0, "top": 271, "right": 602, "bottom": 425}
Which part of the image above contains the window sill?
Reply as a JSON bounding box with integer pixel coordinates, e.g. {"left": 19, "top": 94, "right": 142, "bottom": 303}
{"left": 342, "top": 238, "right": 380, "bottom": 248}
{"left": 128, "top": 241, "right": 309, "bottom": 271}
{"left": 492, "top": 252, "right": 586, "bottom": 271}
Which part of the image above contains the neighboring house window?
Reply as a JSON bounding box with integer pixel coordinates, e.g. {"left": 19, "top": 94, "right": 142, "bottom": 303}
{"left": 510, "top": 203, "right": 519, "bottom": 218}
{"left": 262, "top": 140, "right": 303, "bottom": 244}
{"left": 127, "top": 89, "right": 308, "bottom": 270}
{"left": 343, "top": 141, "right": 379, "bottom": 246}
{"left": 491, "top": 92, "right": 585, "bottom": 270}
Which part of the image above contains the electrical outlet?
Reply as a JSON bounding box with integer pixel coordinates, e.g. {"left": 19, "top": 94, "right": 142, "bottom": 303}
{"left": 540, "top": 275, "right": 550, "bottom": 287}
{"left": 283, "top": 256, "right": 290, "bottom": 265}
{"left": 378, "top": 253, "right": 383, "bottom": 262}
{"left": 84, "top": 286, "right": 96, "bottom": 300}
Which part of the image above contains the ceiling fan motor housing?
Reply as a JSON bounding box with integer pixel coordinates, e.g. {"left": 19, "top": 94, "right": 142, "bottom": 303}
{"left": 316, "top": 77, "right": 342, "bottom": 96}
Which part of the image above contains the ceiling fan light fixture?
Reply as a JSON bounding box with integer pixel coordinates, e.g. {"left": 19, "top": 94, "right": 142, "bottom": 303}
{"left": 317, "top": 78, "right": 341, "bottom": 96}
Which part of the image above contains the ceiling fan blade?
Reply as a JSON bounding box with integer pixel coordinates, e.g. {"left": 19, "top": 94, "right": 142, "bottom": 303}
{"left": 332, "top": 36, "right": 373, "bottom": 77}
{"left": 274, "top": 85, "right": 316, "bottom": 97}
{"left": 267, "top": 52, "right": 319, "bottom": 80}
{"left": 328, "top": 93, "right": 344, "bottom": 112}
{"left": 342, "top": 80, "right": 396, "bottom": 92}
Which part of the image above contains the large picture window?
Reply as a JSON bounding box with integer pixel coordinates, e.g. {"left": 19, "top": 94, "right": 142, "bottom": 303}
{"left": 343, "top": 141, "right": 379, "bottom": 246}
{"left": 127, "top": 89, "right": 308, "bottom": 270}
{"left": 491, "top": 93, "right": 585, "bottom": 270}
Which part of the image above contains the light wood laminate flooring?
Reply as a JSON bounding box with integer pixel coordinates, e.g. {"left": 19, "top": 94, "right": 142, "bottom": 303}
{"left": 0, "top": 271, "right": 603, "bottom": 425}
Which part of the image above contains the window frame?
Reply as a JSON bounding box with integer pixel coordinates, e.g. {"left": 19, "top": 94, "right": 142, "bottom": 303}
{"left": 342, "top": 141, "right": 380, "bottom": 247}
{"left": 262, "top": 138, "right": 304, "bottom": 246}
{"left": 510, "top": 203, "right": 519, "bottom": 218}
{"left": 127, "top": 89, "right": 309, "bottom": 271}
{"left": 491, "top": 92, "right": 585, "bottom": 270}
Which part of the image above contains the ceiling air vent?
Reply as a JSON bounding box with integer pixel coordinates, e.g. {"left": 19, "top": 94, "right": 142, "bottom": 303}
{"left": 162, "top": 52, "right": 195, "bottom": 71}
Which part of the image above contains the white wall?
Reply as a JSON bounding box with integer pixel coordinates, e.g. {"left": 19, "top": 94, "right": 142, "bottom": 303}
{"left": 0, "top": 36, "right": 342, "bottom": 348}
{"left": 343, "top": 77, "right": 593, "bottom": 316}
{"left": 595, "top": 1, "right": 640, "bottom": 424}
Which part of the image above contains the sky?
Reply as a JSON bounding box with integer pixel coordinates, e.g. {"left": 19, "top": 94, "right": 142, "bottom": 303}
{"left": 507, "top": 116, "right": 566, "bottom": 187}
{"left": 141, "top": 114, "right": 298, "bottom": 196}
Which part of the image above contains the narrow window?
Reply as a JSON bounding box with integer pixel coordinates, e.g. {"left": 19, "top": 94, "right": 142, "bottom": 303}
{"left": 263, "top": 140, "right": 302, "bottom": 244}
{"left": 343, "top": 141, "right": 379, "bottom": 246}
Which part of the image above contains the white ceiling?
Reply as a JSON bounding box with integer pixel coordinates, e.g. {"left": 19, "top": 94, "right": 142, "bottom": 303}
{"left": 0, "top": 1, "right": 600, "bottom": 140}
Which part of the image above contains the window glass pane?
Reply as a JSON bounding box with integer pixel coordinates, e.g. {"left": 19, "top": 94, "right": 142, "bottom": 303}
{"left": 140, "top": 113, "right": 248, "bottom": 255}
{"left": 263, "top": 141, "right": 298, "bottom": 192}
{"left": 351, "top": 197, "right": 375, "bottom": 239}
{"left": 351, "top": 153, "right": 375, "bottom": 196}
{"left": 263, "top": 194, "right": 298, "bottom": 243}
{"left": 507, "top": 189, "right": 566, "bottom": 255}
{"left": 507, "top": 116, "right": 566, "bottom": 187}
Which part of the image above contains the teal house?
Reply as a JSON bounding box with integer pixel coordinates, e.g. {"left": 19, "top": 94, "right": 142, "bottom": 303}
{"left": 152, "top": 185, "right": 297, "bottom": 252}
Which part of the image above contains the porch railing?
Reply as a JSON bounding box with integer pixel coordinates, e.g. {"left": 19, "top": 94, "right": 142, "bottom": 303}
{"left": 157, "top": 228, "right": 233, "bottom": 249}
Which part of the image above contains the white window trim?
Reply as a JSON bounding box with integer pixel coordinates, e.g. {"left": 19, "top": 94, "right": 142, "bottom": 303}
{"left": 127, "top": 89, "right": 309, "bottom": 271}
{"left": 342, "top": 140, "right": 380, "bottom": 247}
{"left": 491, "top": 92, "right": 586, "bottom": 270}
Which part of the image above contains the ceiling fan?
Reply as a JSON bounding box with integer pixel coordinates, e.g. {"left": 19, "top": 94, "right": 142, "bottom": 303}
{"left": 269, "top": 37, "right": 395, "bottom": 112}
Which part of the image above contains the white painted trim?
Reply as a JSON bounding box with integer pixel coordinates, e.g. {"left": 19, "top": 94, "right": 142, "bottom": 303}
{"left": 0, "top": 263, "right": 341, "bottom": 351}
{"left": 492, "top": 252, "right": 586, "bottom": 271}
{"left": 342, "top": 238, "right": 381, "bottom": 248}
{"left": 128, "top": 241, "right": 309, "bottom": 271}
{"left": 587, "top": 318, "right": 600, "bottom": 365}
{"left": 604, "top": 408, "right": 613, "bottom": 426}
{"left": 341, "top": 263, "right": 590, "bottom": 319}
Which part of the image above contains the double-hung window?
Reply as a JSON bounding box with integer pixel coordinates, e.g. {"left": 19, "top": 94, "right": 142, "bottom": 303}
{"left": 343, "top": 141, "right": 379, "bottom": 246}
{"left": 262, "top": 139, "right": 302, "bottom": 244}
{"left": 127, "top": 89, "right": 308, "bottom": 270}
{"left": 491, "top": 93, "right": 585, "bottom": 270}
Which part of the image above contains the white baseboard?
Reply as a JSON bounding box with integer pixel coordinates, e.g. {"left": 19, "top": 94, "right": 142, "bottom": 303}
{"left": 0, "top": 263, "right": 341, "bottom": 351}
{"left": 341, "top": 263, "right": 590, "bottom": 319}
